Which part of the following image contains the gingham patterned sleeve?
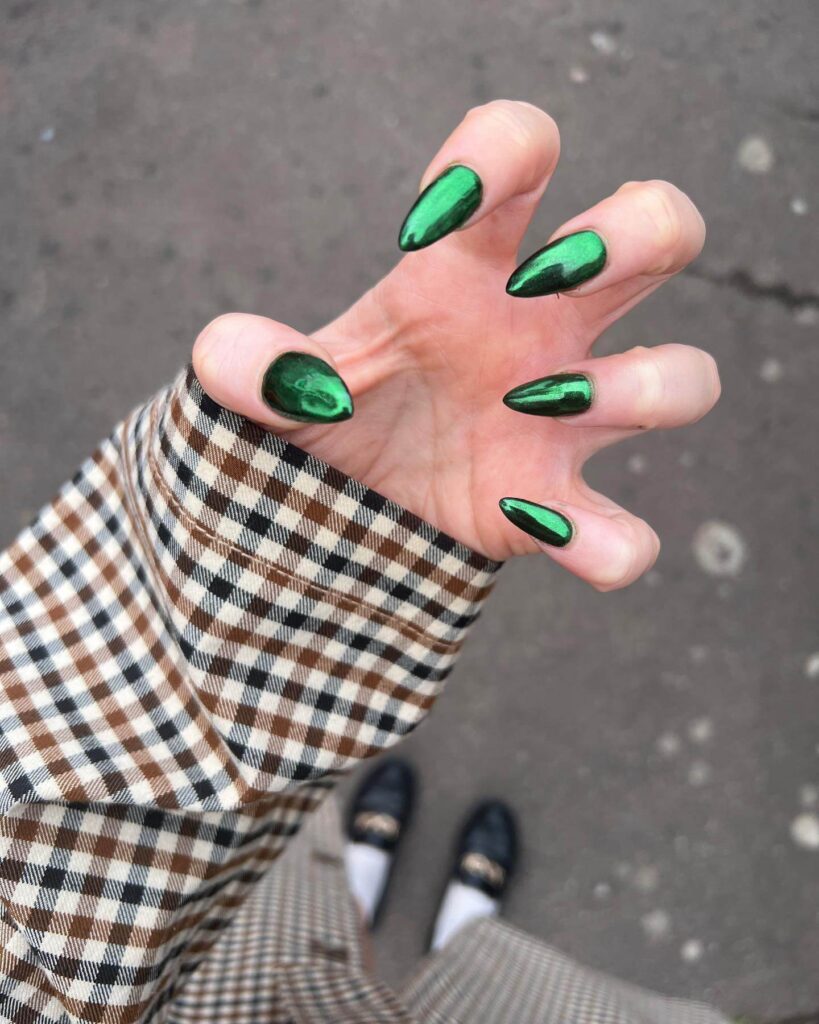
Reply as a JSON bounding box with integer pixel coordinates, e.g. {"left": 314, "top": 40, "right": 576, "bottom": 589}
{"left": 0, "top": 367, "right": 501, "bottom": 1022}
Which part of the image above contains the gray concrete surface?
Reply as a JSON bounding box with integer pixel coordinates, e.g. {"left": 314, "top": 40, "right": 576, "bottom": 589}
{"left": 1, "top": 1, "right": 818, "bottom": 1019}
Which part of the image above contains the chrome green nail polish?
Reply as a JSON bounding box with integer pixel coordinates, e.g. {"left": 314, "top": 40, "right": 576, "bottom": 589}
{"left": 506, "top": 230, "right": 606, "bottom": 297}
{"left": 262, "top": 352, "right": 353, "bottom": 424}
{"left": 503, "top": 372, "right": 593, "bottom": 417}
{"left": 398, "top": 165, "right": 482, "bottom": 251}
{"left": 499, "top": 497, "right": 573, "bottom": 547}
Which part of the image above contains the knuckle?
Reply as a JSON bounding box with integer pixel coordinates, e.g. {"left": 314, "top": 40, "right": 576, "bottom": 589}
{"left": 618, "top": 179, "right": 706, "bottom": 273}
{"left": 197, "top": 312, "right": 239, "bottom": 344}
{"left": 635, "top": 181, "right": 686, "bottom": 264}
{"left": 701, "top": 350, "right": 722, "bottom": 406}
{"left": 591, "top": 523, "right": 638, "bottom": 591}
{"left": 681, "top": 346, "right": 722, "bottom": 419}
{"left": 591, "top": 547, "right": 635, "bottom": 591}
{"left": 631, "top": 347, "right": 666, "bottom": 428}
{"left": 479, "top": 102, "right": 534, "bottom": 150}
{"left": 644, "top": 525, "right": 662, "bottom": 572}
{"left": 470, "top": 100, "right": 559, "bottom": 158}
{"left": 592, "top": 517, "right": 659, "bottom": 592}
{"left": 193, "top": 313, "right": 243, "bottom": 374}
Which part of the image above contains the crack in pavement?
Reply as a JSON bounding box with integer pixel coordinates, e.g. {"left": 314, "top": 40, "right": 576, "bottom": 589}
{"left": 766, "top": 1015, "right": 819, "bottom": 1024}
{"left": 688, "top": 266, "right": 819, "bottom": 311}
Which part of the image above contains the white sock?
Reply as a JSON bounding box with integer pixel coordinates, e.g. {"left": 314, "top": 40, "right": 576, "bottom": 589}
{"left": 430, "top": 880, "right": 498, "bottom": 950}
{"left": 344, "top": 842, "right": 391, "bottom": 926}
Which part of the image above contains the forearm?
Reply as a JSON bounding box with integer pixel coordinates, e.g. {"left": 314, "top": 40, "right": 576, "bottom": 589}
{"left": 0, "top": 367, "right": 499, "bottom": 1021}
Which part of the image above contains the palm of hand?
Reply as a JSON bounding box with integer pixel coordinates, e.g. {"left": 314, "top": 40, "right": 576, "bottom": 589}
{"left": 301, "top": 243, "right": 589, "bottom": 561}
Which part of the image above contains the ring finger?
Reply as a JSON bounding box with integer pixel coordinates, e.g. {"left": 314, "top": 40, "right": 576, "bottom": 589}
{"left": 502, "top": 343, "right": 721, "bottom": 433}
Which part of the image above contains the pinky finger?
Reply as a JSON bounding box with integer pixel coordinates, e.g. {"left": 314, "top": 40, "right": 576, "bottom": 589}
{"left": 498, "top": 496, "right": 659, "bottom": 591}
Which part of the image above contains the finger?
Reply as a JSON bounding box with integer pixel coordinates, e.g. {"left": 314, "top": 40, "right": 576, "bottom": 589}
{"left": 498, "top": 496, "right": 660, "bottom": 592}
{"left": 193, "top": 313, "right": 354, "bottom": 431}
{"left": 507, "top": 180, "right": 705, "bottom": 326}
{"left": 502, "top": 343, "right": 721, "bottom": 431}
{"left": 398, "top": 100, "right": 560, "bottom": 263}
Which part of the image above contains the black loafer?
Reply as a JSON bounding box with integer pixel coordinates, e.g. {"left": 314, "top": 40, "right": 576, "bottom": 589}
{"left": 452, "top": 799, "right": 518, "bottom": 900}
{"left": 347, "top": 758, "right": 416, "bottom": 853}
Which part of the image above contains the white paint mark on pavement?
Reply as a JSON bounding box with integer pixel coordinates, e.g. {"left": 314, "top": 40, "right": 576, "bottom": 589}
{"left": 688, "top": 717, "right": 714, "bottom": 744}
{"left": 759, "top": 357, "right": 782, "bottom": 383}
{"left": 657, "top": 733, "right": 681, "bottom": 758}
{"left": 791, "top": 813, "right": 819, "bottom": 850}
{"left": 641, "top": 909, "right": 671, "bottom": 941}
{"left": 681, "top": 939, "right": 704, "bottom": 962}
{"left": 737, "top": 135, "right": 773, "bottom": 174}
{"left": 692, "top": 521, "right": 747, "bottom": 577}
{"left": 795, "top": 305, "right": 818, "bottom": 327}
{"left": 589, "top": 30, "right": 619, "bottom": 55}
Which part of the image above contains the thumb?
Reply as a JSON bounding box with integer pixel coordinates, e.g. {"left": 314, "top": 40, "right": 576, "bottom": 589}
{"left": 193, "top": 313, "right": 354, "bottom": 431}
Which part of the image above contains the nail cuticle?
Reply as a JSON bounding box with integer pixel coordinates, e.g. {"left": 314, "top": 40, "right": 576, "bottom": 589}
{"left": 262, "top": 352, "right": 354, "bottom": 424}
{"left": 399, "top": 165, "right": 483, "bottom": 252}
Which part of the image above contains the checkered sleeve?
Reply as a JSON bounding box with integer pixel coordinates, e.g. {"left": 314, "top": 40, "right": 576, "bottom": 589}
{"left": 0, "top": 367, "right": 500, "bottom": 1022}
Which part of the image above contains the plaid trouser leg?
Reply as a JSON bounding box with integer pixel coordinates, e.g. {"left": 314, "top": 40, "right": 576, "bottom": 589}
{"left": 401, "top": 918, "right": 731, "bottom": 1024}
{"left": 167, "top": 798, "right": 412, "bottom": 1024}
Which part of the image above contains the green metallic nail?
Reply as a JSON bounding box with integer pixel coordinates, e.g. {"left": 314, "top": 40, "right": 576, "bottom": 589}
{"left": 398, "top": 165, "right": 483, "bottom": 251}
{"left": 499, "top": 497, "right": 573, "bottom": 547}
{"left": 506, "top": 230, "right": 607, "bottom": 297}
{"left": 503, "top": 372, "right": 593, "bottom": 417}
{"left": 262, "top": 352, "right": 353, "bottom": 424}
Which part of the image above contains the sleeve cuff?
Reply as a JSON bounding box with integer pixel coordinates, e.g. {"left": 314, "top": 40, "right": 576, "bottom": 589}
{"left": 137, "top": 367, "right": 501, "bottom": 646}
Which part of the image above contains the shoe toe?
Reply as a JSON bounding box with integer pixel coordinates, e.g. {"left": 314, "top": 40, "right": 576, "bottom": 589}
{"left": 455, "top": 799, "right": 519, "bottom": 898}
{"left": 347, "top": 759, "right": 416, "bottom": 850}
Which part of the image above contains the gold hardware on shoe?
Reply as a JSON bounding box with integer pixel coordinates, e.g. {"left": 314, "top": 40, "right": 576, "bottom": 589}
{"left": 460, "top": 852, "right": 505, "bottom": 888}
{"left": 353, "top": 811, "right": 400, "bottom": 840}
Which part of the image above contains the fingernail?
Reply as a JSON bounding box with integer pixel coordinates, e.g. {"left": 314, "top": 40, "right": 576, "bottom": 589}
{"left": 506, "top": 230, "right": 606, "bottom": 297}
{"left": 503, "top": 372, "right": 593, "bottom": 417}
{"left": 398, "top": 165, "right": 483, "bottom": 252}
{"left": 262, "top": 352, "right": 353, "bottom": 424}
{"left": 499, "top": 497, "right": 573, "bottom": 547}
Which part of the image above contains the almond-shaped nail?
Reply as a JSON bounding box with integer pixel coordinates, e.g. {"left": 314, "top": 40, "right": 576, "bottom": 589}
{"left": 499, "top": 497, "right": 573, "bottom": 547}
{"left": 262, "top": 352, "right": 353, "bottom": 424}
{"left": 503, "top": 372, "right": 593, "bottom": 417}
{"left": 398, "top": 165, "right": 483, "bottom": 252}
{"left": 506, "top": 230, "right": 606, "bottom": 297}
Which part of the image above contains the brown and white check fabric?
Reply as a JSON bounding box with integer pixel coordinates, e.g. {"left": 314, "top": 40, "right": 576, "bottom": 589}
{"left": 0, "top": 368, "right": 499, "bottom": 1022}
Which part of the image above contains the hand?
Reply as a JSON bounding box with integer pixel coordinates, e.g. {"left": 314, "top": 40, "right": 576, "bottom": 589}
{"left": 193, "top": 100, "right": 719, "bottom": 588}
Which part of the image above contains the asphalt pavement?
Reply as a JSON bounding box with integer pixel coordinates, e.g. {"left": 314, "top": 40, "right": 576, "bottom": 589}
{"left": 1, "top": 2, "right": 818, "bottom": 1019}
